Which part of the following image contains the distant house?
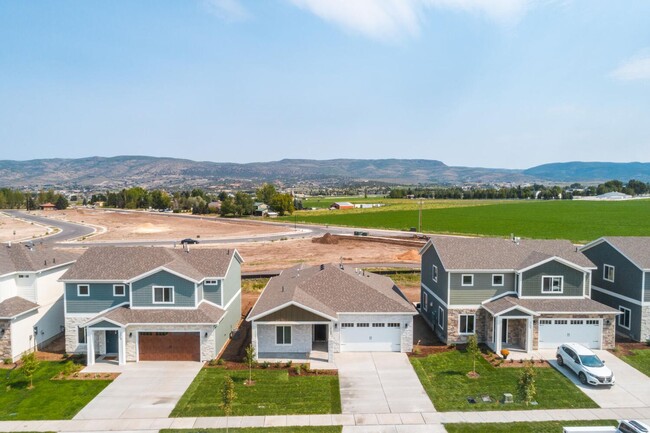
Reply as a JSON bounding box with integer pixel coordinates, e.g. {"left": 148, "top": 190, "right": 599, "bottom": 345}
{"left": 329, "top": 202, "right": 354, "bottom": 210}
{"left": 207, "top": 201, "right": 222, "bottom": 212}
{"left": 253, "top": 203, "right": 269, "bottom": 217}
{"left": 596, "top": 192, "right": 632, "bottom": 200}
{"left": 39, "top": 203, "right": 56, "bottom": 211}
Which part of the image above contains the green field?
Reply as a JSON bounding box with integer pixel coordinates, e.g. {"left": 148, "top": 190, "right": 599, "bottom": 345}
{"left": 286, "top": 199, "right": 650, "bottom": 242}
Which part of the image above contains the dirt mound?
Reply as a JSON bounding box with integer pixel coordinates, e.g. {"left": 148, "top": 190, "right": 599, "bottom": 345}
{"left": 396, "top": 249, "right": 420, "bottom": 261}
{"left": 312, "top": 233, "right": 339, "bottom": 245}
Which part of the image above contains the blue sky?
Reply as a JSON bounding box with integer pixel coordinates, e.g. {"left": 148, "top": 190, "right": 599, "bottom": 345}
{"left": 1, "top": 0, "right": 649, "bottom": 168}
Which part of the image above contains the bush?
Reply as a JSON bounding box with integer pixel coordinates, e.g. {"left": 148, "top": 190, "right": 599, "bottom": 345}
{"left": 274, "top": 362, "right": 281, "bottom": 369}
{"left": 261, "top": 361, "right": 270, "bottom": 369}
{"left": 3, "top": 358, "right": 12, "bottom": 365}
{"left": 62, "top": 360, "right": 80, "bottom": 376}
{"left": 285, "top": 360, "right": 292, "bottom": 368}
{"left": 216, "top": 358, "right": 225, "bottom": 366}
{"left": 293, "top": 365, "right": 302, "bottom": 375}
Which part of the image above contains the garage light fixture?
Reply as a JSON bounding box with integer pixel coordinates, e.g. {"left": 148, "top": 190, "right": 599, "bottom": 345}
{"left": 129, "top": 332, "right": 133, "bottom": 338}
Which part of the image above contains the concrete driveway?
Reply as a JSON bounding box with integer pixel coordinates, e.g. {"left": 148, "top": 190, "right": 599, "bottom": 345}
{"left": 74, "top": 361, "right": 202, "bottom": 419}
{"left": 335, "top": 352, "right": 435, "bottom": 414}
{"left": 544, "top": 349, "right": 650, "bottom": 408}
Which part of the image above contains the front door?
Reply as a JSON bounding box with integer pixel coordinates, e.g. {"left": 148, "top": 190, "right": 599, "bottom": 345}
{"left": 106, "top": 330, "right": 119, "bottom": 354}
{"left": 501, "top": 319, "right": 508, "bottom": 344}
{"left": 313, "top": 324, "right": 327, "bottom": 342}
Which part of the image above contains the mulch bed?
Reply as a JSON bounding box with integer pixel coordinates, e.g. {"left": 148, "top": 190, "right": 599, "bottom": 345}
{"left": 612, "top": 337, "right": 649, "bottom": 357}
{"left": 204, "top": 362, "right": 337, "bottom": 376}
{"left": 52, "top": 372, "right": 119, "bottom": 381}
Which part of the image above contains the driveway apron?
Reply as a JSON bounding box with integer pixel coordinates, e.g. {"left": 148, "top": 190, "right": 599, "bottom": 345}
{"left": 336, "top": 352, "right": 435, "bottom": 414}
{"left": 73, "top": 361, "right": 203, "bottom": 420}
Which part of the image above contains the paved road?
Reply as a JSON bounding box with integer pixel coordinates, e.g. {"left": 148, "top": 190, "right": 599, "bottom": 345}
{"left": 2, "top": 210, "right": 95, "bottom": 243}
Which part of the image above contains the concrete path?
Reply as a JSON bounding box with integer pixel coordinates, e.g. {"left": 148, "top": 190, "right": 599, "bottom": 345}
{"left": 73, "top": 361, "right": 203, "bottom": 420}
{"left": 335, "top": 352, "right": 435, "bottom": 414}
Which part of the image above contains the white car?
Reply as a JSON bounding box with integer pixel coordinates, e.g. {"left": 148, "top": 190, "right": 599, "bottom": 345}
{"left": 556, "top": 343, "right": 615, "bottom": 386}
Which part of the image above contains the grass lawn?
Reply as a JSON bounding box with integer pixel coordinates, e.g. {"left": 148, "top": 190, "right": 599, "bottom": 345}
{"left": 0, "top": 361, "right": 111, "bottom": 420}
{"left": 162, "top": 428, "right": 341, "bottom": 433}
{"left": 445, "top": 420, "right": 618, "bottom": 433}
{"left": 171, "top": 368, "right": 341, "bottom": 417}
{"left": 410, "top": 350, "right": 598, "bottom": 411}
{"left": 621, "top": 348, "right": 650, "bottom": 377}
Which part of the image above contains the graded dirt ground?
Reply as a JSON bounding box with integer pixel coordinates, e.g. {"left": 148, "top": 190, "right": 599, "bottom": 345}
{"left": 0, "top": 212, "right": 50, "bottom": 242}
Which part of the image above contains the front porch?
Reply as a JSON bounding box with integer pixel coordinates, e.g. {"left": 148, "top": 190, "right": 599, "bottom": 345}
{"left": 86, "top": 326, "right": 126, "bottom": 366}
{"left": 257, "top": 342, "right": 336, "bottom": 370}
{"left": 252, "top": 322, "right": 335, "bottom": 367}
{"left": 485, "top": 313, "right": 535, "bottom": 356}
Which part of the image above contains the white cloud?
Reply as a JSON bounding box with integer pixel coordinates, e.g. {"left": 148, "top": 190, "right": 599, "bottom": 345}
{"left": 203, "top": 0, "right": 249, "bottom": 21}
{"left": 612, "top": 50, "right": 650, "bottom": 81}
{"left": 287, "top": 0, "right": 532, "bottom": 40}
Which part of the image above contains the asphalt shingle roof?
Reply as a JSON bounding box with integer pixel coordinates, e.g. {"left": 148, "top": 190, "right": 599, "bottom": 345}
{"left": 61, "top": 246, "right": 239, "bottom": 282}
{"left": 482, "top": 295, "right": 620, "bottom": 316}
{"left": 601, "top": 237, "right": 650, "bottom": 270}
{"left": 0, "top": 243, "right": 79, "bottom": 276}
{"left": 249, "top": 264, "right": 416, "bottom": 320}
{"left": 425, "top": 236, "right": 595, "bottom": 271}
{"left": 0, "top": 296, "right": 39, "bottom": 319}
{"left": 88, "top": 302, "right": 226, "bottom": 326}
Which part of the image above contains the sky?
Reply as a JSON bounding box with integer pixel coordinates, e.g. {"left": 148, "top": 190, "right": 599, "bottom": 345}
{"left": 0, "top": 0, "right": 649, "bottom": 169}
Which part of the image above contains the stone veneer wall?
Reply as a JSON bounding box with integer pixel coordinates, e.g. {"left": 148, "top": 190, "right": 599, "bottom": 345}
{"left": 125, "top": 325, "right": 216, "bottom": 362}
{"left": 445, "top": 308, "right": 487, "bottom": 344}
{"left": 506, "top": 318, "right": 527, "bottom": 349}
{"left": 65, "top": 316, "right": 93, "bottom": 354}
{"left": 642, "top": 306, "right": 650, "bottom": 342}
{"left": 0, "top": 320, "right": 11, "bottom": 360}
{"left": 256, "top": 324, "right": 313, "bottom": 354}
{"left": 532, "top": 314, "right": 617, "bottom": 350}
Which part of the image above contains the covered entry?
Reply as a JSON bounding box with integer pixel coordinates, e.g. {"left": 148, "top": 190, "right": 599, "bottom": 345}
{"left": 138, "top": 332, "right": 201, "bottom": 361}
{"left": 340, "top": 322, "right": 401, "bottom": 352}
{"left": 538, "top": 318, "right": 601, "bottom": 349}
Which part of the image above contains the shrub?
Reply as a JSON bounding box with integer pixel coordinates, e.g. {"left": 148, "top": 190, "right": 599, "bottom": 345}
{"left": 62, "top": 360, "right": 80, "bottom": 376}
{"left": 3, "top": 358, "right": 12, "bottom": 365}
{"left": 216, "top": 358, "right": 225, "bottom": 366}
{"left": 285, "top": 360, "right": 292, "bottom": 368}
{"left": 293, "top": 365, "right": 302, "bottom": 375}
{"left": 274, "top": 362, "right": 281, "bottom": 369}
{"left": 208, "top": 359, "right": 218, "bottom": 367}
{"left": 261, "top": 361, "right": 270, "bottom": 369}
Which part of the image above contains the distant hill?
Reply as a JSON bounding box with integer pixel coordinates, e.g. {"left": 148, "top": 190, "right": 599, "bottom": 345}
{"left": 0, "top": 156, "right": 648, "bottom": 189}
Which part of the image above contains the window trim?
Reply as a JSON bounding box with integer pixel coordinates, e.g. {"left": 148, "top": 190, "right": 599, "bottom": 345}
{"left": 458, "top": 314, "right": 476, "bottom": 335}
{"left": 492, "top": 274, "right": 504, "bottom": 287}
{"left": 541, "top": 276, "right": 564, "bottom": 293}
{"left": 113, "top": 284, "right": 126, "bottom": 297}
{"left": 77, "top": 284, "right": 90, "bottom": 297}
{"left": 275, "top": 325, "right": 292, "bottom": 345}
{"left": 423, "top": 292, "right": 428, "bottom": 312}
{"left": 432, "top": 265, "right": 438, "bottom": 283}
{"left": 152, "top": 286, "right": 174, "bottom": 304}
{"left": 603, "top": 264, "right": 615, "bottom": 283}
{"left": 204, "top": 279, "right": 219, "bottom": 285}
{"left": 437, "top": 306, "right": 444, "bottom": 329}
{"left": 618, "top": 306, "right": 631, "bottom": 330}
{"left": 461, "top": 274, "right": 474, "bottom": 287}
{"left": 77, "top": 326, "right": 87, "bottom": 345}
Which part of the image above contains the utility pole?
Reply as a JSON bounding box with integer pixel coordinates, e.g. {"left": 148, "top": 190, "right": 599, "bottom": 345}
{"left": 418, "top": 199, "right": 423, "bottom": 233}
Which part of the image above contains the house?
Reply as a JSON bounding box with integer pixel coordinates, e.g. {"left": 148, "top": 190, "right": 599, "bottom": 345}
{"left": 253, "top": 202, "right": 269, "bottom": 217}
{"left": 420, "top": 236, "right": 619, "bottom": 355}
{"left": 0, "top": 243, "right": 78, "bottom": 360}
{"left": 60, "top": 246, "right": 243, "bottom": 365}
{"left": 207, "top": 201, "right": 222, "bottom": 212}
{"left": 580, "top": 237, "right": 650, "bottom": 342}
{"left": 39, "top": 203, "right": 56, "bottom": 211}
{"left": 248, "top": 264, "right": 416, "bottom": 362}
{"left": 329, "top": 202, "right": 354, "bottom": 210}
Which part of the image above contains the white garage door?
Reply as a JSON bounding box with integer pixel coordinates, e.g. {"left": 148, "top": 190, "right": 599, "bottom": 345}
{"left": 538, "top": 319, "right": 601, "bottom": 349}
{"left": 340, "top": 322, "right": 401, "bottom": 352}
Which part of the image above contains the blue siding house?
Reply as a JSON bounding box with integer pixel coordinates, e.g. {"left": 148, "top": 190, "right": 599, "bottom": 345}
{"left": 61, "top": 246, "right": 243, "bottom": 365}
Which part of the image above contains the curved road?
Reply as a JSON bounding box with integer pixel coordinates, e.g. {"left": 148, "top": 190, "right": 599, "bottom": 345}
{"left": 3, "top": 210, "right": 95, "bottom": 244}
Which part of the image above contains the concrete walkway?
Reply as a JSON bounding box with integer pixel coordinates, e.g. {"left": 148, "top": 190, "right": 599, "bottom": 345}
{"left": 74, "top": 361, "right": 203, "bottom": 420}
{"left": 335, "top": 352, "right": 435, "bottom": 414}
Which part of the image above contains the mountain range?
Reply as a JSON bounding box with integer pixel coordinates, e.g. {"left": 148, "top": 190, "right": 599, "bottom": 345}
{"left": 0, "top": 156, "right": 649, "bottom": 189}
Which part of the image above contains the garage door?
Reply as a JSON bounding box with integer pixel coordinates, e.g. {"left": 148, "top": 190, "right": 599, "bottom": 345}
{"left": 138, "top": 332, "right": 200, "bottom": 361}
{"left": 340, "top": 322, "right": 401, "bottom": 352}
{"left": 538, "top": 319, "right": 601, "bottom": 349}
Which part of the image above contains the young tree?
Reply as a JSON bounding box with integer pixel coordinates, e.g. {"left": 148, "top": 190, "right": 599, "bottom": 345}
{"left": 220, "top": 375, "right": 236, "bottom": 433}
{"left": 20, "top": 352, "right": 40, "bottom": 389}
{"left": 466, "top": 334, "right": 480, "bottom": 375}
{"left": 244, "top": 344, "right": 256, "bottom": 385}
{"left": 518, "top": 362, "right": 537, "bottom": 406}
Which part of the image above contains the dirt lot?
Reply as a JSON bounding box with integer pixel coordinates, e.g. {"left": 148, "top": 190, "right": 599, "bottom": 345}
{"left": 0, "top": 212, "right": 50, "bottom": 243}
{"left": 28, "top": 208, "right": 290, "bottom": 241}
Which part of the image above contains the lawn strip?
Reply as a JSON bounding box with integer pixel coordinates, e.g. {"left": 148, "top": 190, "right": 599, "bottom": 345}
{"left": 621, "top": 348, "right": 650, "bottom": 377}
{"left": 445, "top": 420, "right": 617, "bottom": 433}
{"left": 162, "top": 428, "right": 341, "bottom": 433}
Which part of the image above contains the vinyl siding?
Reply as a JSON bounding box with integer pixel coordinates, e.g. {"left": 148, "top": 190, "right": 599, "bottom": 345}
{"left": 449, "top": 272, "right": 515, "bottom": 304}
{"left": 591, "top": 289, "right": 642, "bottom": 341}
{"left": 65, "top": 283, "right": 129, "bottom": 314}
{"left": 90, "top": 320, "right": 121, "bottom": 329}
{"left": 203, "top": 280, "right": 223, "bottom": 306}
{"left": 521, "top": 260, "right": 585, "bottom": 297}
{"left": 222, "top": 257, "right": 241, "bottom": 307}
{"left": 582, "top": 242, "right": 644, "bottom": 301}
{"left": 261, "top": 305, "right": 330, "bottom": 322}
{"left": 131, "top": 270, "right": 196, "bottom": 308}
{"left": 645, "top": 272, "right": 650, "bottom": 303}
{"left": 421, "top": 245, "right": 448, "bottom": 303}
{"left": 501, "top": 309, "right": 532, "bottom": 317}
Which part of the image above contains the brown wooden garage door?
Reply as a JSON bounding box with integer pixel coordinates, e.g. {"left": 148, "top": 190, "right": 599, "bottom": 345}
{"left": 138, "top": 332, "right": 200, "bottom": 361}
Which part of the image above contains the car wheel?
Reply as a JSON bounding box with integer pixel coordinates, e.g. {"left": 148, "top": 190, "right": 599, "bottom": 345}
{"left": 579, "top": 372, "right": 587, "bottom": 385}
{"left": 557, "top": 355, "right": 564, "bottom": 367}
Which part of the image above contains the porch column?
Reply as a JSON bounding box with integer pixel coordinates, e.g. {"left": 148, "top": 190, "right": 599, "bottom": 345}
{"left": 252, "top": 323, "right": 258, "bottom": 361}
{"left": 526, "top": 318, "right": 534, "bottom": 353}
{"left": 495, "top": 317, "right": 502, "bottom": 356}
{"left": 118, "top": 328, "right": 126, "bottom": 365}
{"left": 87, "top": 329, "right": 95, "bottom": 366}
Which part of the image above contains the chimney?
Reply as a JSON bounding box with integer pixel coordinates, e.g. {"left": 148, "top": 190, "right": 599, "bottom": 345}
{"left": 44, "top": 260, "right": 47, "bottom": 266}
{"left": 320, "top": 264, "right": 325, "bottom": 271}
{"left": 227, "top": 249, "right": 230, "bottom": 255}
{"left": 281, "top": 285, "right": 285, "bottom": 292}
{"left": 53, "top": 258, "right": 56, "bottom": 264}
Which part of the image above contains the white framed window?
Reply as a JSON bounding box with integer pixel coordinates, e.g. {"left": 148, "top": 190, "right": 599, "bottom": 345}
{"left": 276, "top": 325, "right": 292, "bottom": 345}
{"left": 77, "top": 284, "right": 90, "bottom": 297}
{"left": 153, "top": 286, "right": 173, "bottom": 304}
{"left": 437, "top": 306, "right": 444, "bottom": 329}
{"left": 618, "top": 306, "right": 631, "bottom": 330}
{"left": 113, "top": 284, "right": 126, "bottom": 297}
{"left": 432, "top": 265, "right": 438, "bottom": 283}
{"left": 423, "top": 292, "right": 429, "bottom": 312}
{"left": 541, "top": 276, "right": 563, "bottom": 293}
{"left": 603, "top": 264, "right": 615, "bottom": 283}
{"left": 492, "top": 274, "right": 504, "bottom": 286}
{"left": 459, "top": 314, "right": 475, "bottom": 334}
{"left": 77, "top": 326, "right": 86, "bottom": 344}
{"left": 204, "top": 279, "right": 219, "bottom": 285}
{"left": 461, "top": 274, "right": 474, "bottom": 286}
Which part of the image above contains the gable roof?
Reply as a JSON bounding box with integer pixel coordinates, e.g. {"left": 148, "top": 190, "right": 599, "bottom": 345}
{"left": 0, "top": 296, "right": 39, "bottom": 319}
{"left": 422, "top": 236, "right": 595, "bottom": 271}
{"left": 0, "top": 243, "right": 80, "bottom": 276}
{"left": 61, "top": 246, "right": 242, "bottom": 282}
{"left": 248, "top": 264, "right": 416, "bottom": 321}
{"left": 85, "top": 302, "right": 225, "bottom": 326}
{"left": 582, "top": 237, "right": 650, "bottom": 271}
{"left": 482, "top": 295, "right": 620, "bottom": 316}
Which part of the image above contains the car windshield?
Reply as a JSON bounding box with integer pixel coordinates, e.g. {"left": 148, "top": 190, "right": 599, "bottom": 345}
{"left": 579, "top": 354, "right": 604, "bottom": 367}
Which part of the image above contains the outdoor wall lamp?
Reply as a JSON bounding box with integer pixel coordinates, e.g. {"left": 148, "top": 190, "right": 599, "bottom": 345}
{"left": 204, "top": 332, "right": 208, "bottom": 337}
{"left": 129, "top": 332, "right": 133, "bottom": 338}
{"left": 334, "top": 323, "right": 338, "bottom": 329}
{"left": 405, "top": 323, "right": 408, "bottom": 329}
{"left": 60, "top": 325, "right": 65, "bottom": 333}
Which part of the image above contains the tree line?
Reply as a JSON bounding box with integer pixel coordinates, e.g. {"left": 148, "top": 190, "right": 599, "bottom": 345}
{"left": 0, "top": 188, "right": 68, "bottom": 210}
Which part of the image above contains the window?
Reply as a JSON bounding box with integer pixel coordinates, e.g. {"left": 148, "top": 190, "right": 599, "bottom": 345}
{"left": 18, "top": 274, "right": 29, "bottom": 279}
{"left": 618, "top": 306, "right": 631, "bottom": 330}
{"left": 492, "top": 274, "right": 504, "bottom": 286}
{"left": 372, "top": 323, "right": 385, "bottom": 327}
{"left": 387, "top": 323, "right": 400, "bottom": 328}
{"left": 77, "top": 284, "right": 90, "bottom": 297}
{"left": 603, "top": 264, "right": 615, "bottom": 282}
{"left": 461, "top": 274, "right": 474, "bottom": 286}
{"left": 570, "top": 319, "right": 584, "bottom": 325}
{"left": 437, "top": 306, "right": 444, "bottom": 329}
{"left": 204, "top": 279, "right": 219, "bottom": 285}
{"left": 555, "top": 319, "right": 568, "bottom": 325}
{"left": 539, "top": 319, "right": 552, "bottom": 325}
{"left": 423, "top": 292, "right": 428, "bottom": 312}
{"left": 432, "top": 265, "right": 438, "bottom": 283}
{"left": 276, "top": 326, "right": 291, "bottom": 345}
{"left": 356, "top": 323, "right": 369, "bottom": 328}
{"left": 113, "top": 284, "right": 126, "bottom": 297}
{"left": 153, "top": 286, "right": 173, "bottom": 304}
{"left": 77, "top": 326, "right": 86, "bottom": 344}
{"left": 341, "top": 323, "right": 354, "bottom": 328}
{"left": 586, "top": 319, "right": 599, "bottom": 325}
{"left": 541, "top": 276, "right": 563, "bottom": 293}
{"left": 459, "top": 314, "right": 475, "bottom": 334}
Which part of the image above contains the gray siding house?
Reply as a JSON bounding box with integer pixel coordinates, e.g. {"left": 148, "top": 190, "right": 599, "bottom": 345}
{"left": 420, "top": 237, "right": 619, "bottom": 356}
{"left": 61, "top": 246, "right": 243, "bottom": 365}
{"left": 581, "top": 237, "right": 650, "bottom": 342}
{"left": 248, "top": 264, "right": 416, "bottom": 362}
